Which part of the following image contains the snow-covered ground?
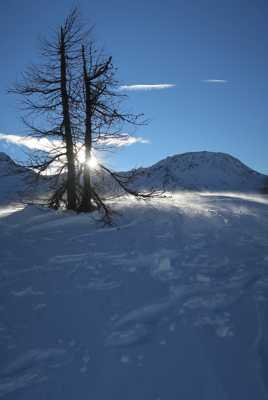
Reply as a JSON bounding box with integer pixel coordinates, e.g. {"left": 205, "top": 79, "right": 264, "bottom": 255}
{"left": 0, "top": 152, "right": 268, "bottom": 399}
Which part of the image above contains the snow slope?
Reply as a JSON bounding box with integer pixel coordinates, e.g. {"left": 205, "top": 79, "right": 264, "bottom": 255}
{"left": 131, "top": 151, "right": 267, "bottom": 192}
{"left": 0, "top": 152, "right": 268, "bottom": 399}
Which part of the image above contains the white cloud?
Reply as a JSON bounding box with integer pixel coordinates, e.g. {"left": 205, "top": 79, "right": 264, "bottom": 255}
{"left": 202, "top": 79, "right": 228, "bottom": 84}
{"left": 0, "top": 132, "right": 149, "bottom": 152}
{"left": 98, "top": 134, "right": 150, "bottom": 147}
{"left": 119, "top": 84, "right": 175, "bottom": 91}
{"left": 0, "top": 133, "right": 62, "bottom": 151}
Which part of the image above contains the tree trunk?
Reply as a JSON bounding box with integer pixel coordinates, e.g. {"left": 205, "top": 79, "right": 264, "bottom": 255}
{"left": 60, "top": 27, "right": 77, "bottom": 210}
{"left": 79, "top": 45, "right": 94, "bottom": 212}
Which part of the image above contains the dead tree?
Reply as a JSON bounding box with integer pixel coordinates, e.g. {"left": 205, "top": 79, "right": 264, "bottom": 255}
{"left": 10, "top": 9, "right": 82, "bottom": 210}
{"left": 77, "top": 40, "right": 153, "bottom": 218}
{"left": 11, "top": 9, "right": 155, "bottom": 219}
{"left": 77, "top": 45, "right": 97, "bottom": 212}
{"left": 59, "top": 23, "right": 77, "bottom": 210}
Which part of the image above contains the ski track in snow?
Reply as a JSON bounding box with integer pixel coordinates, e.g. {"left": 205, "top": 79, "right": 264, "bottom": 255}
{"left": 0, "top": 348, "right": 72, "bottom": 397}
{"left": 0, "top": 192, "right": 268, "bottom": 398}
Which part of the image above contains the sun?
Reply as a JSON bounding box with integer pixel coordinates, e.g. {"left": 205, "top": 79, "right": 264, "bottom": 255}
{"left": 77, "top": 149, "right": 99, "bottom": 169}
{"left": 86, "top": 154, "right": 99, "bottom": 169}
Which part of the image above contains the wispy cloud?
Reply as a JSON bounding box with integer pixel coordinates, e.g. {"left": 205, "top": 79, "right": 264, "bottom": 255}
{"left": 0, "top": 133, "right": 62, "bottom": 151}
{"left": 119, "top": 84, "right": 175, "bottom": 92}
{"left": 98, "top": 134, "right": 150, "bottom": 147}
{"left": 0, "top": 132, "right": 149, "bottom": 152}
{"left": 202, "top": 79, "right": 228, "bottom": 84}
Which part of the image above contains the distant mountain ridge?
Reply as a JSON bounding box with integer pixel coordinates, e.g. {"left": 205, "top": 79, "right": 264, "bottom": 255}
{"left": 130, "top": 151, "right": 267, "bottom": 193}
{"left": 0, "top": 152, "right": 35, "bottom": 203}
{"left": 0, "top": 151, "right": 267, "bottom": 204}
{"left": 0, "top": 152, "right": 30, "bottom": 176}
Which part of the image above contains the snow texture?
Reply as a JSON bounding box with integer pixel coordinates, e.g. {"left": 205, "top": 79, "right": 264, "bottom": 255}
{"left": 0, "top": 151, "right": 268, "bottom": 399}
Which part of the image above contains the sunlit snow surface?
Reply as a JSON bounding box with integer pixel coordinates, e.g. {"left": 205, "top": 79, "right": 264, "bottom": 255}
{"left": 0, "top": 205, "right": 25, "bottom": 218}
{"left": 0, "top": 192, "right": 268, "bottom": 399}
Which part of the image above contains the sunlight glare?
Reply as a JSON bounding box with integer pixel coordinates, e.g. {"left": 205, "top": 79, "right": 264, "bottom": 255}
{"left": 86, "top": 155, "right": 99, "bottom": 169}
{"left": 78, "top": 150, "right": 99, "bottom": 170}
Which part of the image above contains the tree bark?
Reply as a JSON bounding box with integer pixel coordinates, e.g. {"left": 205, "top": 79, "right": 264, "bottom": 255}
{"left": 60, "top": 27, "right": 77, "bottom": 210}
{"left": 79, "top": 45, "right": 94, "bottom": 212}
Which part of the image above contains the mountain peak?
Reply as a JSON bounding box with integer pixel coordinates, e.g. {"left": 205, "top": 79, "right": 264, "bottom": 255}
{"left": 0, "top": 152, "right": 13, "bottom": 162}
{"left": 132, "top": 151, "right": 266, "bottom": 192}
{"left": 0, "top": 152, "right": 28, "bottom": 176}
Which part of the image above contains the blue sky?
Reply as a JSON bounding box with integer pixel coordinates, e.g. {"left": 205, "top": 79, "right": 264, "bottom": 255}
{"left": 0, "top": 0, "right": 268, "bottom": 173}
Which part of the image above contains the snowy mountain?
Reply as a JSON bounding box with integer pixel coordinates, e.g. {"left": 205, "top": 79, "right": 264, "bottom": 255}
{"left": 0, "top": 153, "right": 36, "bottom": 203}
{"left": 0, "top": 137, "right": 32, "bottom": 166}
{"left": 0, "top": 151, "right": 266, "bottom": 204}
{"left": 0, "top": 152, "right": 28, "bottom": 176}
{"left": 131, "top": 151, "right": 267, "bottom": 192}
{"left": 0, "top": 151, "right": 268, "bottom": 399}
